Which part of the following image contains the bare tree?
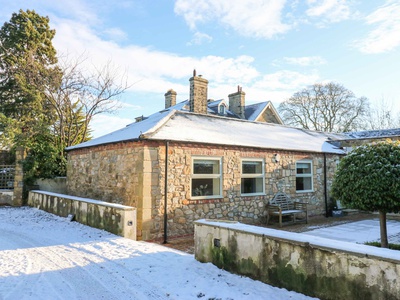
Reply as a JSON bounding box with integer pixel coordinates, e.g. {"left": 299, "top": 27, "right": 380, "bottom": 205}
{"left": 47, "top": 55, "right": 130, "bottom": 149}
{"left": 279, "top": 82, "right": 370, "bottom": 132}
{"left": 366, "top": 97, "right": 400, "bottom": 130}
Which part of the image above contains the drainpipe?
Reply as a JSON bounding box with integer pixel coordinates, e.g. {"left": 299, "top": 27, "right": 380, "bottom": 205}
{"left": 163, "top": 141, "right": 169, "bottom": 244}
{"left": 324, "top": 153, "right": 328, "bottom": 218}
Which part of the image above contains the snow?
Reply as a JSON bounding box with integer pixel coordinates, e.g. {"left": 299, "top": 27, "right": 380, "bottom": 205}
{"left": 143, "top": 111, "right": 345, "bottom": 154}
{"left": 344, "top": 128, "right": 400, "bottom": 140}
{"left": 30, "top": 190, "right": 133, "bottom": 210}
{"left": 0, "top": 207, "right": 316, "bottom": 300}
{"left": 304, "top": 219, "right": 400, "bottom": 244}
{"left": 197, "top": 219, "right": 400, "bottom": 261}
{"left": 66, "top": 110, "right": 174, "bottom": 151}
{"left": 67, "top": 110, "right": 345, "bottom": 154}
{"left": 244, "top": 102, "right": 268, "bottom": 121}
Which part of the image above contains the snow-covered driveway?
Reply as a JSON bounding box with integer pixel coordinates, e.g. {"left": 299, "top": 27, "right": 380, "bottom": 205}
{"left": 0, "top": 207, "right": 315, "bottom": 300}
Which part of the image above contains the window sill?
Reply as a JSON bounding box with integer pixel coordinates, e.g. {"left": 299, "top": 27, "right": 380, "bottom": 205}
{"left": 296, "top": 190, "right": 314, "bottom": 193}
{"left": 191, "top": 195, "right": 222, "bottom": 200}
{"left": 240, "top": 193, "right": 265, "bottom": 197}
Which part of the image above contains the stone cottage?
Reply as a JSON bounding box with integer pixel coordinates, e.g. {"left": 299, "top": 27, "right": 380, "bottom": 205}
{"left": 66, "top": 72, "right": 346, "bottom": 241}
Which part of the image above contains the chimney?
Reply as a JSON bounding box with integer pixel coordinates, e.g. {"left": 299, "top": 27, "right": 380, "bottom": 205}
{"left": 228, "top": 85, "right": 246, "bottom": 119}
{"left": 189, "top": 69, "right": 208, "bottom": 114}
{"left": 164, "top": 89, "right": 177, "bottom": 109}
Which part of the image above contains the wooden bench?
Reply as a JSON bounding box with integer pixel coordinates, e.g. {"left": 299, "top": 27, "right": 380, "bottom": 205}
{"left": 266, "top": 192, "right": 308, "bottom": 227}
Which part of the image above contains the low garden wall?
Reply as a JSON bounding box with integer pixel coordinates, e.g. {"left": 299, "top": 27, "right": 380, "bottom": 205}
{"left": 194, "top": 219, "right": 400, "bottom": 300}
{"left": 28, "top": 190, "right": 136, "bottom": 240}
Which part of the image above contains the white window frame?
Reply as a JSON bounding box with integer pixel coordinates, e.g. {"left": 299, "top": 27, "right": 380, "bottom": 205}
{"left": 296, "top": 160, "right": 313, "bottom": 192}
{"left": 191, "top": 156, "right": 223, "bottom": 199}
{"left": 241, "top": 158, "right": 265, "bottom": 196}
{"left": 218, "top": 104, "right": 226, "bottom": 115}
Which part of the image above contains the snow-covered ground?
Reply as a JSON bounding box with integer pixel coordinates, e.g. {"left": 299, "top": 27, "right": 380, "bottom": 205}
{"left": 305, "top": 218, "right": 400, "bottom": 244}
{"left": 0, "top": 207, "right": 316, "bottom": 300}
{"left": 1, "top": 207, "right": 399, "bottom": 300}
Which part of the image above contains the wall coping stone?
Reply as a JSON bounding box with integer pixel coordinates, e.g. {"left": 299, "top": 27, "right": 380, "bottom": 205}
{"left": 30, "top": 190, "right": 134, "bottom": 211}
{"left": 195, "top": 219, "right": 400, "bottom": 263}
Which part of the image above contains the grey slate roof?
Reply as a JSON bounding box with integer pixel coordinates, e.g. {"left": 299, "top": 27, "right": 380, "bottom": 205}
{"left": 343, "top": 128, "right": 400, "bottom": 140}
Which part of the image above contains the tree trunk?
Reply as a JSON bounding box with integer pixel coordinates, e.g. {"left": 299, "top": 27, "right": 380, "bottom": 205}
{"left": 379, "top": 211, "right": 388, "bottom": 248}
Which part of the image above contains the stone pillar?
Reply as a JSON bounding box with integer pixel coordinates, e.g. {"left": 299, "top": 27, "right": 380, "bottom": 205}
{"left": 189, "top": 70, "right": 208, "bottom": 114}
{"left": 229, "top": 86, "right": 246, "bottom": 119}
{"left": 13, "top": 147, "right": 25, "bottom": 206}
{"left": 164, "top": 89, "right": 177, "bottom": 109}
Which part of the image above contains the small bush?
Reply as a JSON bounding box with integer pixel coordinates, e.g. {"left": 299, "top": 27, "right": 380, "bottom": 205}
{"left": 365, "top": 241, "right": 400, "bottom": 251}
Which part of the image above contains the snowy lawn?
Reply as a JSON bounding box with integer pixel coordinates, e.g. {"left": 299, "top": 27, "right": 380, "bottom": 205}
{"left": 304, "top": 219, "right": 400, "bottom": 244}
{"left": 0, "top": 207, "right": 316, "bottom": 300}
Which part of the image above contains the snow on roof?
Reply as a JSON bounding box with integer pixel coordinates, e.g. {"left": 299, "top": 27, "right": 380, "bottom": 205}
{"left": 207, "top": 99, "right": 224, "bottom": 107}
{"left": 66, "top": 109, "right": 174, "bottom": 150}
{"left": 343, "top": 128, "right": 400, "bottom": 140}
{"left": 142, "top": 111, "right": 344, "bottom": 154}
{"left": 68, "top": 110, "right": 344, "bottom": 154}
{"left": 244, "top": 102, "right": 269, "bottom": 121}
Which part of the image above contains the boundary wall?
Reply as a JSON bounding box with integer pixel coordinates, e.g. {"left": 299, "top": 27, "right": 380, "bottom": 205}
{"left": 194, "top": 219, "right": 400, "bottom": 300}
{"left": 28, "top": 190, "right": 136, "bottom": 240}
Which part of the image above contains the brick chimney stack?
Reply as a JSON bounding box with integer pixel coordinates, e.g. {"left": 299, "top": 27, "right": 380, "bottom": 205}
{"left": 228, "top": 85, "right": 246, "bottom": 119}
{"left": 189, "top": 70, "right": 208, "bottom": 114}
{"left": 164, "top": 89, "right": 177, "bottom": 109}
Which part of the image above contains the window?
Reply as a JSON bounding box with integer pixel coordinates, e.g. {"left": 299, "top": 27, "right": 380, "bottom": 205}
{"left": 191, "top": 158, "right": 222, "bottom": 198}
{"left": 296, "top": 161, "right": 313, "bottom": 192}
{"left": 241, "top": 159, "right": 265, "bottom": 195}
{"left": 219, "top": 105, "right": 226, "bottom": 115}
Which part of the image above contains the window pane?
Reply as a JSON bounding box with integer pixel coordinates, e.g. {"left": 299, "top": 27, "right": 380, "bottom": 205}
{"left": 241, "top": 178, "right": 263, "bottom": 194}
{"left": 194, "top": 160, "right": 220, "bottom": 174}
{"left": 297, "top": 163, "right": 311, "bottom": 174}
{"left": 296, "top": 177, "right": 312, "bottom": 191}
{"left": 192, "top": 178, "right": 220, "bottom": 197}
{"left": 242, "top": 161, "right": 262, "bottom": 174}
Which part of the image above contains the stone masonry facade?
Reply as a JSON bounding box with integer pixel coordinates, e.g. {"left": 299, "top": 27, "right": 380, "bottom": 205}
{"left": 67, "top": 140, "right": 341, "bottom": 241}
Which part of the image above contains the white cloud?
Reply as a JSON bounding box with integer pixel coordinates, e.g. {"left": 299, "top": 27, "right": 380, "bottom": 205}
{"left": 51, "top": 14, "right": 321, "bottom": 112}
{"left": 354, "top": 1, "right": 400, "bottom": 54}
{"left": 306, "top": 0, "right": 352, "bottom": 24}
{"left": 52, "top": 17, "right": 260, "bottom": 94}
{"left": 187, "top": 32, "right": 213, "bottom": 46}
{"left": 282, "top": 56, "right": 327, "bottom": 66}
{"left": 252, "top": 70, "right": 320, "bottom": 91}
{"left": 174, "top": 0, "right": 291, "bottom": 39}
{"left": 90, "top": 114, "right": 133, "bottom": 138}
{"left": 103, "top": 27, "right": 128, "bottom": 41}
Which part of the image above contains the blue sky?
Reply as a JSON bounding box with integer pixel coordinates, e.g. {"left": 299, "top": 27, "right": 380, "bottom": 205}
{"left": 1, "top": 0, "right": 400, "bottom": 137}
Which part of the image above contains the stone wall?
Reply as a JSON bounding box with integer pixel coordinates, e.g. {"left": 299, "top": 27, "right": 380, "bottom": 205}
{"left": 161, "top": 143, "right": 339, "bottom": 240}
{"left": 13, "top": 147, "right": 25, "bottom": 206}
{"left": 67, "top": 141, "right": 159, "bottom": 240}
{"left": 67, "top": 140, "right": 340, "bottom": 241}
{"left": 194, "top": 219, "right": 400, "bottom": 300}
{"left": 29, "top": 190, "right": 137, "bottom": 240}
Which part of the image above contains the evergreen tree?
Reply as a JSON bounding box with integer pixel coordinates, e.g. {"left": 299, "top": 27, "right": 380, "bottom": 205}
{"left": 0, "top": 9, "right": 61, "bottom": 143}
{"left": 332, "top": 140, "right": 400, "bottom": 248}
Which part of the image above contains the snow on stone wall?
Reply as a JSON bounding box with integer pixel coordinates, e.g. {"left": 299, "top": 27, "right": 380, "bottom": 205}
{"left": 194, "top": 219, "right": 400, "bottom": 300}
